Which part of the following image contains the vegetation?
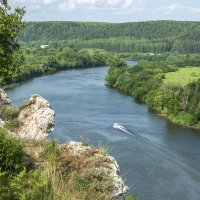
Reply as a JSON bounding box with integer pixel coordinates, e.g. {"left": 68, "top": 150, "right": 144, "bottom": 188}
{"left": 19, "top": 21, "right": 200, "bottom": 54}
{"left": 106, "top": 59, "right": 200, "bottom": 128}
{"left": 0, "top": 127, "right": 116, "bottom": 200}
{"left": 0, "top": 47, "right": 112, "bottom": 86}
{"left": 0, "top": 0, "right": 25, "bottom": 84}
{"left": 164, "top": 68, "right": 200, "bottom": 87}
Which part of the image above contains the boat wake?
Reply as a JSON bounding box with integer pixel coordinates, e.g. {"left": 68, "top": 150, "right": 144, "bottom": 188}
{"left": 113, "top": 123, "right": 134, "bottom": 136}
{"left": 112, "top": 122, "right": 200, "bottom": 188}
{"left": 113, "top": 123, "right": 145, "bottom": 138}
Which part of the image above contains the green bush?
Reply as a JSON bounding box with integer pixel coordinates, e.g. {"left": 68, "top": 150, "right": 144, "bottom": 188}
{"left": 124, "top": 195, "right": 138, "bottom": 200}
{"left": 44, "top": 140, "right": 61, "bottom": 164}
{"left": 4, "top": 119, "right": 21, "bottom": 132}
{"left": 0, "top": 106, "right": 19, "bottom": 121}
{"left": 0, "top": 128, "right": 25, "bottom": 173}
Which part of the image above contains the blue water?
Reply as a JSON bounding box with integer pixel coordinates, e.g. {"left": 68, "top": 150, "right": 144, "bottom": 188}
{"left": 6, "top": 61, "right": 200, "bottom": 200}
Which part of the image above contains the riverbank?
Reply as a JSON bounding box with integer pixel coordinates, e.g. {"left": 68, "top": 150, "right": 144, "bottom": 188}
{"left": 106, "top": 61, "right": 200, "bottom": 131}
{"left": 0, "top": 48, "right": 112, "bottom": 87}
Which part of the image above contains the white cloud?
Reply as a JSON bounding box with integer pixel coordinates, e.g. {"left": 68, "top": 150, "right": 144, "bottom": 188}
{"left": 164, "top": 4, "right": 200, "bottom": 15}
{"left": 58, "top": 1, "right": 76, "bottom": 11}
{"left": 122, "top": 0, "right": 134, "bottom": 9}
{"left": 43, "top": 0, "right": 55, "bottom": 5}
{"left": 11, "top": 0, "right": 55, "bottom": 6}
{"left": 58, "top": 0, "right": 135, "bottom": 11}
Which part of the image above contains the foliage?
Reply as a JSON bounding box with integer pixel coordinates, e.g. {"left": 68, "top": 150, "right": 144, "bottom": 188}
{"left": 0, "top": 105, "right": 19, "bottom": 121}
{"left": 44, "top": 140, "right": 61, "bottom": 165}
{"left": 0, "top": 128, "right": 25, "bottom": 173}
{"left": 124, "top": 195, "right": 138, "bottom": 200}
{"left": 0, "top": 126, "right": 117, "bottom": 199}
{"left": 164, "top": 67, "right": 200, "bottom": 87}
{"left": 0, "top": 105, "right": 21, "bottom": 132}
{"left": 19, "top": 21, "right": 200, "bottom": 54}
{"left": 106, "top": 58, "right": 200, "bottom": 128}
{"left": 0, "top": 47, "right": 112, "bottom": 85}
{"left": 0, "top": 0, "right": 25, "bottom": 85}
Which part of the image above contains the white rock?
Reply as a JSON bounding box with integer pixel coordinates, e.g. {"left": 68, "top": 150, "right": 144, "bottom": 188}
{"left": 62, "top": 142, "right": 128, "bottom": 199}
{"left": 16, "top": 94, "right": 55, "bottom": 140}
{"left": 0, "top": 88, "right": 11, "bottom": 105}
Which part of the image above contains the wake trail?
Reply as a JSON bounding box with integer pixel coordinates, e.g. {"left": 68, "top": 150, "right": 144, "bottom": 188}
{"left": 113, "top": 123, "right": 200, "bottom": 183}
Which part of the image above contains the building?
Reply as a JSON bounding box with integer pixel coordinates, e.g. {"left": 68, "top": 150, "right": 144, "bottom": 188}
{"left": 40, "top": 45, "right": 48, "bottom": 49}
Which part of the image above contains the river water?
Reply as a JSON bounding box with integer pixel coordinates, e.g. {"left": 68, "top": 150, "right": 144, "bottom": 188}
{"left": 6, "top": 61, "right": 200, "bottom": 200}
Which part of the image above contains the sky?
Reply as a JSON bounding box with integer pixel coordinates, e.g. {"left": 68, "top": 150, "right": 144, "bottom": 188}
{"left": 9, "top": 0, "right": 200, "bottom": 22}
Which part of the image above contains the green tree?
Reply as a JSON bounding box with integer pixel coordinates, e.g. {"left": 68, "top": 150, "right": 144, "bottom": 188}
{"left": 0, "top": 0, "right": 25, "bottom": 85}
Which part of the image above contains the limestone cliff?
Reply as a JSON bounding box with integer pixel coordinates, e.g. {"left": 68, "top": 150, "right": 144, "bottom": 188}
{"left": 0, "top": 88, "right": 11, "bottom": 105}
{"left": 16, "top": 95, "right": 55, "bottom": 140}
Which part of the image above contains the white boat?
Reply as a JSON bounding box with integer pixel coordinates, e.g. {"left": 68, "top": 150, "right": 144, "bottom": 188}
{"left": 113, "top": 123, "right": 127, "bottom": 132}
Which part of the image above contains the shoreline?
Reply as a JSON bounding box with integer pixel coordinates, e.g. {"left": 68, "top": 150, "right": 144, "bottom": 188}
{"left": 2, "top": 65, "right": 108, "bottom": 90}
{"left": 109, "top": 85, "right": 200, "bottom": 132}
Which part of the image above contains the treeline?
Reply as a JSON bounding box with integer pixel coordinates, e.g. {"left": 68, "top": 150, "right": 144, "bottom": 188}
{"left": 0, "top": 47, "right": 111, "bottom": 86}
{"left": 120, "top": 52, "right": 200, "bottom": 66}
{"left": 19, "top": 21, "right": 200, "bottom": 54}
{"left": 106, "top": 59, "right": 200, "bottom": 128}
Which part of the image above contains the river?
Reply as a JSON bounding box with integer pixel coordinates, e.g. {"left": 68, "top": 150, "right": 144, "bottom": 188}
{"left": 6, "top": 61, "right": 200, "bottom": 200}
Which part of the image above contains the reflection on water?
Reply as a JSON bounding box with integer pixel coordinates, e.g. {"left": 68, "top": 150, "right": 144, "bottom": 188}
{"left": 6, "top": 61, "right": 200, "bottom": 200}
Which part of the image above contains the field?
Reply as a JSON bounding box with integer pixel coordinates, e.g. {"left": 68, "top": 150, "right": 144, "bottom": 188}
{"left": 163, "top": 67, "right": 200, "bottom": 87}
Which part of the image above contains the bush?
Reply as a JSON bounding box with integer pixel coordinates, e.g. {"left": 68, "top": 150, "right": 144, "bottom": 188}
{"left": 0, "top": 106, "right": 19, "bottom": 121}
{"left": 44, "top": 140, "right": 61, "bottom": 165}
{"left": 0, "top": 128, "right": 25, "bottom": 173}
{"left": 125, "top": 195, "right": 138, "bottom": 200}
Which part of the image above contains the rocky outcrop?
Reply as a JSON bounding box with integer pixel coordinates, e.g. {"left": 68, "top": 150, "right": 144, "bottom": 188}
{"left": 62, "top": 142, "right": 129, "bottom": 199}
{"left": 0, "top": 88, "right": 11, "bottom": 105}
{"left": 0, "top": 89, "right": 128, "bottom": 198}
{"left": 16, "top": 94, "right": 55, "bottom": 140}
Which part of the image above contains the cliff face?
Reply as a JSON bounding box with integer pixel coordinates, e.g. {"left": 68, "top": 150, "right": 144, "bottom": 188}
{"left": 16, "top": 95, "right": 55, "bottom": 140}
{"left": 62, "top": 142, "right": 129, "bottom": 199}
{"left": 0, "top": 88, "right": 128, "bottom": 199}
{"left": 0, "top": 88, "right": 11, "bottom": 105}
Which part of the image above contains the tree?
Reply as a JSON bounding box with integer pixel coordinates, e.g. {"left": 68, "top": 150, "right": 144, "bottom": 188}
{"left": 0, "top": 0, "right": 25, "bottom": 85}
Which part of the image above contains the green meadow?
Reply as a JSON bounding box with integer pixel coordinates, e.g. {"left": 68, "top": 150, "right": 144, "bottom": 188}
{"left": 163, "top": 67, "right": 200, "bottom": 87}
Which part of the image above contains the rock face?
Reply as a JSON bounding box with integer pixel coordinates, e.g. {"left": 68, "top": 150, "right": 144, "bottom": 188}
{"left": 62, "top": 142, "right": 129, "bottom": 199}
{"left": 0, "top": 88, "right": 11, "bottom": 105}
{"left": 16, "top": 94, "right": 55, "bottom": 140}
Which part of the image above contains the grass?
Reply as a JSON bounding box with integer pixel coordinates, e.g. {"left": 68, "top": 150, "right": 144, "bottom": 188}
{"left": 0, "top": 127, "right": 116, "bottom": 200}
{"left": 163, "top": 67, "right": 200, "bottom": 87}
{"left": 0, "top": 105, "right": 21, "bottom": 132}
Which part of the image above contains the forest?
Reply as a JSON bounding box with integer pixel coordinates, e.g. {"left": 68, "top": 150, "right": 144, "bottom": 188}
{"left": 19, "top": 21, "right": 200, "bottom": 54}
{"left": 106, "top": 59, "right": 200, "bottom": 128}
{"left": 0, "top": 47, "right": 112, "bottom": 86}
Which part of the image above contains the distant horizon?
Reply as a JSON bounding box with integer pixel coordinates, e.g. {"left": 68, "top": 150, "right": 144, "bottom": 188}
{"left": 24, "top": 19, "right": 200, "bottom": 23}
{"left": 9, "top": 0, "right": 200, "bottom": 22}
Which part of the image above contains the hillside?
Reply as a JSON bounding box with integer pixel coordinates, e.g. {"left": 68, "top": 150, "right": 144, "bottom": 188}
{"left": 19, "top": 21, "right": 200, "bottom": 54}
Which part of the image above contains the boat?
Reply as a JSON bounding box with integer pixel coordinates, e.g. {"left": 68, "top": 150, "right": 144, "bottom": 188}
{"left": 113, "top": 123, "right": 127, "bottom": 132}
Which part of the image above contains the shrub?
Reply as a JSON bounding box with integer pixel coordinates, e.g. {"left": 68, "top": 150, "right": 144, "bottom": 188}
{"left": 125, "top": 195, "right": 138, "bottom": 200}
{"left": 44, "top": 140, "right": 61, "bottom": 165}
{"left": 0, "top": 128, "right": 25, "bottom": 173}
{"left": 0, "top": 106, "right": 19, "bottom": 121}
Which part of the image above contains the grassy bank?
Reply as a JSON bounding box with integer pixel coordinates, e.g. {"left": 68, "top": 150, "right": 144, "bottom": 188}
{"left": 106, "top": 59, "right": 200, "bottom": 129}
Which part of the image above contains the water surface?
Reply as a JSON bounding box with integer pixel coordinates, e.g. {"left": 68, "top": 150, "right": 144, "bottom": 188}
{"left": 6, "top": 62, "right": 200, "bottom": 200}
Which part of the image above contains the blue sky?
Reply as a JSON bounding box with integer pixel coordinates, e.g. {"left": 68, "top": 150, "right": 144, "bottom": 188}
{"left": 9, "top": 0, "right": 200, "bottom": 22}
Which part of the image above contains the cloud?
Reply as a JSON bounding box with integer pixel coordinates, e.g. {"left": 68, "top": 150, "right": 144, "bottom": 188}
{"left": 164, "top": 4, "right": 200, "bottom": 15}
{"left": 58, "top": 0, "right": 135, "bottom": 11}
{"left": 11, "top": 0, "right": 55, "bottom": 6}
{"left": 43, "top": 0, "right": 55, "bottom": 5}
